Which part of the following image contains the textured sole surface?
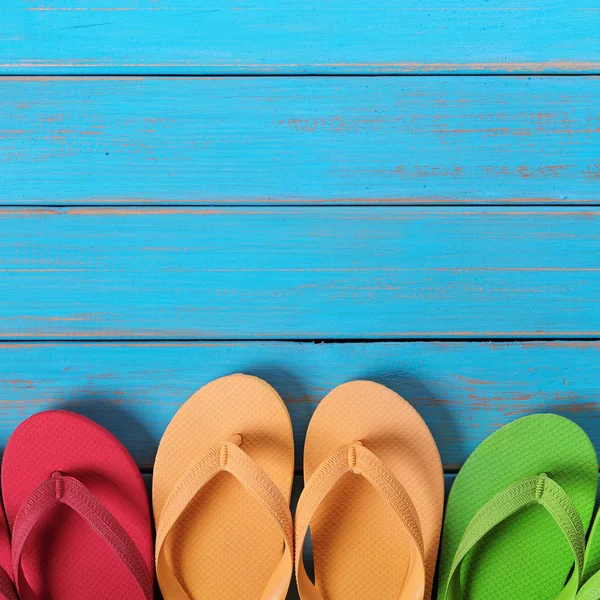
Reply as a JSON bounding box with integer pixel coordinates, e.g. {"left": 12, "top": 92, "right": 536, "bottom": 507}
{"left": 304, "top": 380, "right": 444, "bottom": 600}
{"left": 437, "top": 414, "right": 598, "bottom": 600}
{"left": 2, "top": 410, "right": 154, "bottom": 600}
{"left": 153, "top": 374, "right": 295, "bottom": 599}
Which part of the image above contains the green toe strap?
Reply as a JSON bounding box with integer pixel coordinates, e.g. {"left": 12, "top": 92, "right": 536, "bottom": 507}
{"left": 443, "top": 473, "right": 586, "bottom": 600}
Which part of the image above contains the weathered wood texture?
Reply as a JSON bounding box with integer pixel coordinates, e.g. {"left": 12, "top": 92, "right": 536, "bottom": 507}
{"left": 2, "top": 77, "right": 600, "bottom": 205}
{"left": 0, "top": 341, "right": 598, "bottom": 470}
{"left": 3, "top": 6, "right": 599, "bottom": 599}
{"left": 0, "top": 207, "right": 598, "bottom": 339}
{"left": 1, "top": 1, "right": 599, "bottom": 74}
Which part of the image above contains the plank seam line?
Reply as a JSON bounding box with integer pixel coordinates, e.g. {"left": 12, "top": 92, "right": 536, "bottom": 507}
{"left": 3, "top": 203, "right": 600, "bottom": 209}
{"left": 2, "top": 73, "right": 600, "bottom": 78}
{"left": 0, "top": 338, "right": 599, "bottom": 344}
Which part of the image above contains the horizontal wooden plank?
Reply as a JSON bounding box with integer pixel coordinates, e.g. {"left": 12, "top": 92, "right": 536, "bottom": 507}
{"left": 1, "top": 2, "right": 599, "bottom": 74}
{"left": 1, "top": 207, "right": 599, "bottom": 339}
{"left": 0, "top": 341, "right": 599, "bottom": 470}
{"left": 1, "top": 77, "right": 600, "bottom": 204}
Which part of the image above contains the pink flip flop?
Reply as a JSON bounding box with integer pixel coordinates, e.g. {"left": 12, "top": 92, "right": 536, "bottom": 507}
{"left": 1, "top": 410, "right": 154, "bottom": 600}
{"left": 0, "top": 500, "right": 16, "bottom": 600}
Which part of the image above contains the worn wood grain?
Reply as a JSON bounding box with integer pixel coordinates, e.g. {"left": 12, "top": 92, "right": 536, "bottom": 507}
{"left": 1, "top": 1, "right": 599, "bottom": 74}
{"left": 0, "top": 341, "right": 598, "bottom": 470}
{"left": 2, "top": 77, "right": 600, "bottom": 204}
{"left": 0, "top": 207, "right": 599, "bottom": 339}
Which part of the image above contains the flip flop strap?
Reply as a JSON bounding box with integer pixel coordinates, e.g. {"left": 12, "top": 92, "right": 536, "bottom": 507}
{"left": 0, "top": 567, "right": 17, "bottom": 600}
{"left": 575, "top": 569, "right": 600, "bottom": 600}
{"left": 294, "top": 442, "right": 426, "bottom": 600}
{"left": 155, "top": 440, "right": 294, "bottom": 600}
{"left": 577, "top": 572, "right": 600, "bottom": 600}
{"left": 11, "top": 471, "right": 153, "bottom": 600}
{"left": 444, "top": 473, "right": 586, "bottom": 600}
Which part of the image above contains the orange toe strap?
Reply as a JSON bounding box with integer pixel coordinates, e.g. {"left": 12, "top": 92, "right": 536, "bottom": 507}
{"left": 156, "top": 440, "right": 294, "bottom": 600}
{"left": 294, "top": 442, "right": 426, "bottom": 600}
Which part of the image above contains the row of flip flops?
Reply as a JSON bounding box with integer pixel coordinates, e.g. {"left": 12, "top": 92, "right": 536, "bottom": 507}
{"left": 0, "top": 373, "right": 599, "bottom": 599}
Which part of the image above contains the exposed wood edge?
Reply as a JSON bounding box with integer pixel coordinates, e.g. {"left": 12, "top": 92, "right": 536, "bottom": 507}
{"left": 3, "top": 197, "right": 600, "bottom": 207}
{"left": 2, "top": 61, "right": 600, "bottom": 75}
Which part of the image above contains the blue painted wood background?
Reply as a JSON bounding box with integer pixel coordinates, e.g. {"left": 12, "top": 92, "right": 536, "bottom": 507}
{"left": 2, "top": 77, "right": 599, "bottom": 204}
{"left": 0, "top": 3, "right": 599, "bottom": 598}
{"left": 1, "top": 1, "right": 600, "bottom": 74}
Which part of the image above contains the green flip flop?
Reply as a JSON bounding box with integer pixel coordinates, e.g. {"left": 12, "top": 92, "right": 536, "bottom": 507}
{"left": 577, "top": 571, "right": 600, "bottom": 599}
{"left": 574, "top": 511, "right": 600, "bottom": 599}
{"left": 437, "top": 414, "right": 598, "bottom": 600}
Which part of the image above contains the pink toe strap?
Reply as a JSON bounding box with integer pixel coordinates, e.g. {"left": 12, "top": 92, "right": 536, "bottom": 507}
{"left": 11, "top": 471, "right": 153, "bottom": 600}
{"left": 0, "top": 567, "right": 17, "bottom": 600}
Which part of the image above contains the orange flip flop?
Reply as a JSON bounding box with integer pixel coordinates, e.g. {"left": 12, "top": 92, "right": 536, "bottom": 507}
{"left": 153, "top": 374, "right": 295, "bottom": 599}
{"left": 294, "top": 381, "right": 444, "bottom": 600}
